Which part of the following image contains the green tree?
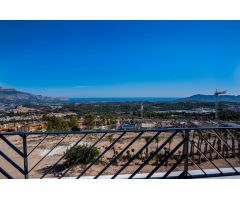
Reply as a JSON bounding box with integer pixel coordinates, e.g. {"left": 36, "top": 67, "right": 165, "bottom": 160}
{"left": 47, "top": 117, "right": 69, "bottom": 131}
{"left": 99, "top": 116, "right": 106, "bottom": 126}
{"left": 68, "top": 116, "right": 78, "bottom": 128}
{"left": 64, "top": 145, "right": 100, "bottom": 168}
{"left": 47, "top": 120, "right": 53, "bottom": 131}
{"left": 84, "top": 115, "right": 95, "bottom": 129}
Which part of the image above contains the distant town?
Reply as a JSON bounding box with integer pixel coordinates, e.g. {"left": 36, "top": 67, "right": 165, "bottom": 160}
{"left": 1, "top": 87, "right": 240, "bottom": 133}
{"left": 1, "top": 99, "right": 240, "bottom": 133}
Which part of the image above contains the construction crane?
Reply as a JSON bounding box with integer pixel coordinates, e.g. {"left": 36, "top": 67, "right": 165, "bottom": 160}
{"left": 214, "top": 89, "right": 227, "bottom": 120}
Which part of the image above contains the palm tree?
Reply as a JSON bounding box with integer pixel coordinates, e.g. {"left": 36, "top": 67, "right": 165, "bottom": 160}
{"left": 222, "top": 132, "right": 229, "bottom": 158}
{"left": 198, "top": 136, "right": 203, "bottom": 164}
{"left": 163, "top": 147, "right": 169, "bottom": 166}
{"left": 144, "top": 136, "right": 151, "bottom": 158}
{"left": 168, "top": 137, "right": 173, "bottom": 151}
{"left": 210, "top": 135, "right": 217, "bottom": 160}
{"left": 231, "top": 135, "right": 236, "bottom": 157}
{"left": 236, "top": 133, "right": 240, "bottom": 156}
{"left": 197, "top": 136, "right": 203, "bottom": 164}
{"left": 206, "top": 132, "right": 212, "bottom": 160}
{"left": 155, "top": 136, "right": 160, "bottom": 149}
{"left": 107, "top": 134, "right": 117, "bottom": 158}
{"left": 215, "top": 130, "right": 223, "bottom": 159}
{"left": 189, "top": 132, "right": 196, "bottom": 160}
{"left": 203, "top": 135, "right": 208, "bottom": 162}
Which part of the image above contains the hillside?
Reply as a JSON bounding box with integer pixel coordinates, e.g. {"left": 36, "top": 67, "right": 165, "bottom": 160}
{"left": 0, "top": 87, "right": 68, "bottom": 104}
{"left": 178, "top": 94, "right": 240, "bottom": 103}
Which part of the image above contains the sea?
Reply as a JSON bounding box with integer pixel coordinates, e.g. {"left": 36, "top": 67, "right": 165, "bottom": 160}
{"left": 69, "top": 97, "right": 179, "bottom": 103}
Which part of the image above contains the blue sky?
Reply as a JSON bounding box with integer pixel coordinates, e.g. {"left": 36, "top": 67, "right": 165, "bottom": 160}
{"left": 0, "top": 20, "right": 240, "bottom": 97}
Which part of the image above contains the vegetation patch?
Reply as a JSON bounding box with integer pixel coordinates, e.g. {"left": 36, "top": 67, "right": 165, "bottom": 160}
{"left": 64, "top": 145, "right": 100, "bottom": 168}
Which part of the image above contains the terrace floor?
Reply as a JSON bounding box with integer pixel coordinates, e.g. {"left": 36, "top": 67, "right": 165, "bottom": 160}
{"left": 59, "top": 167, "right": 240, "bottom": 179}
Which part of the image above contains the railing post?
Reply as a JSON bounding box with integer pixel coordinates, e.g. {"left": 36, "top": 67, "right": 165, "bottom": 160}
{"left": 182, "top": 130, "right": 189, "bottom": 178}
{"left": 22, "top": 135, "right": 29, "bottom": 179}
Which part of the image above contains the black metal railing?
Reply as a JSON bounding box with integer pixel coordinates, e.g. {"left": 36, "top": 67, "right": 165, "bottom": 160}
{"left": 0, "top": 127, "right": 240, "bottom": 179}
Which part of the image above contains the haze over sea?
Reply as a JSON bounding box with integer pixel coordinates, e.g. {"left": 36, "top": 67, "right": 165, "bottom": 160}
{"left": 69, "top": 97, "right": 179, "bottom": 103}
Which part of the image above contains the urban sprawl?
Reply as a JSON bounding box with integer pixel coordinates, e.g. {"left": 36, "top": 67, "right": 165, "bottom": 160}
{"left": 1, "top": 101, "right": 240, "bottom": 133}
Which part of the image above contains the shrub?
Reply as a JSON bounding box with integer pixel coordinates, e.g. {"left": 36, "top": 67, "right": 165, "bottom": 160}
{"left": 47, "top": 117, "right": 69, "bottom": 131}
{"left": 64, "top": 145, "right": 100, "bottom": 167}
{"left": 71, "top": 125, "right": 80, "bottom": 131}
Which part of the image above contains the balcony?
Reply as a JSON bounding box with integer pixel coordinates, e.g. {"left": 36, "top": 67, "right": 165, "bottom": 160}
{"left": 0, "top": 127, "right": 240, "bottom": 179}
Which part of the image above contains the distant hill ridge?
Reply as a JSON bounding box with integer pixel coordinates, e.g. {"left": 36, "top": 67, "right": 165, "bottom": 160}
{"left": 1, "top": 86, "right": 240, "bottom": 104}
{"left": 0, "top": 87, "right": 67, "bottom": 104}
{"left": 178, "top": 94, "right": 240, "bottom": 103}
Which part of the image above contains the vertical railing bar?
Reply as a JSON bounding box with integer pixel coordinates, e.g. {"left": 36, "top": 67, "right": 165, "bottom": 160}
{"left": 146, "top": 139, "right": 185, "bottom": 179}
{"left": 76, "top": 131, "right": 128, "bottom": 179}
{"left": 197, "top": 130, "right": 238, "bottom": 174}
{"left": 28, "top": 134, "right": 68, "bottom": 173}
{"left": 129, "top": 130, "right": 179, "bottom": 179}
{"left": 22, "top": 135, "right": 29, "bottom": 179}
{"left": 40, "top": 134, "right": 88, "bottom": 178}
{"left": 94, "top": 131, "right": 145, "bottom": 179}
{"left": 111, "top": 131, "right": 163, "bottom": 179}
{"left": 27, "top": 135, "right": 48, "bottom": 156}
{"left": 183, "top": 130, "right": 189, "bottom": 177}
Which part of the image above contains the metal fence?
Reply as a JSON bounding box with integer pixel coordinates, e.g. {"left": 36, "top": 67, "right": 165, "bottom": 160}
{"left": 0, "top": 127, "right": 240, "bottom": 179}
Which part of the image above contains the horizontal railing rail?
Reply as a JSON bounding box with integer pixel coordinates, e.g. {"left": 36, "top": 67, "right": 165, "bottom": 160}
{"left": 1, "top": 127, "right": 240, "bottom": 179}
{"left": 1, "top": 127, "right": 240, "bottom": 136}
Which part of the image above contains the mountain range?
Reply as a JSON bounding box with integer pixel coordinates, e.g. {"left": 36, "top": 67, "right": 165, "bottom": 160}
{"left": 1, "top": 87, "right": 240, "bottom": 104}
{"left": 178, "top": 94, "right": 240, "bottom": 103}
{"left": 0, "top": 87, "right": 67, "bottom": 104}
